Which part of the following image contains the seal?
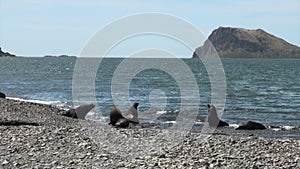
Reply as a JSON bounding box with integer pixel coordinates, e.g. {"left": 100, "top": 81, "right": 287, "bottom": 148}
{"left": 0, "top": 92, "right": 6, "bottom": 99}
{"left": 109, "top": 105, "right": 130, "bottom": 128}
{"left": 127, "top": 102, "right": 139, "bottom": 124}
{"left": 236, "top": 120, "right": 266, "bottom": 130}
{"left": 207, "top": 104, "right": 229, "bottom": 127}
{"left": 115, "top": 117, "right": 130, "bottom": 128}
{"left": 63, "top": 103, "right": 95, "bottom": 119}
{"left": 73, "top": 103, "right": 95, "bottom": 119}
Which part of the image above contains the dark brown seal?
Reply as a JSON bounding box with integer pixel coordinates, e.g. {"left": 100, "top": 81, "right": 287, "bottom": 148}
{"left": 0, "top": 92, "right": 6, "bottom": 99}
{"left": 63, "top": 104, "right": 95, "bottom": 119}
{"left": 236, "top": 120, "right": 266, "bottom": 130}
{"left": 207, "top": 104, "right": 229, "bottom": 127}
{"left": 109, "top": 105, "right": 130, "bottom": 128}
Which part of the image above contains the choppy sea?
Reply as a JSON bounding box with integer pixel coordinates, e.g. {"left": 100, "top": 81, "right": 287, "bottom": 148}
{"left": 1, "top": 57, "right": 299, "bottom": 129}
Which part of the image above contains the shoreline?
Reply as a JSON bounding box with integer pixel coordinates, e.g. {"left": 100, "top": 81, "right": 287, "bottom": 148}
{"left": 5, "top": 96, "right": 300, "bottom": 132}
{"left": 0, "top": 98, "right": 299, "bottom": 168}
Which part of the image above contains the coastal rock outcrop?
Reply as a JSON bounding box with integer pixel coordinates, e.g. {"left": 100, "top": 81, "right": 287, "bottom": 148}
{"left": 0, "top": 47, "right": 16, "bottom": 57}
{"left": 193, "top": 27, "right": 300, "bottom": 58}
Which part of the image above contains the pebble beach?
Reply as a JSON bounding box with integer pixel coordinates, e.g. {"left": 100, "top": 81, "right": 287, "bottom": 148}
{"left": 1, "top": 98, "right": 299, "bottom": 168}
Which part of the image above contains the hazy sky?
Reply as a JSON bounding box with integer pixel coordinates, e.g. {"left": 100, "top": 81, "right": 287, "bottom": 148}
{"left": 1, "top": 0, "right": 300, "bottom": 57}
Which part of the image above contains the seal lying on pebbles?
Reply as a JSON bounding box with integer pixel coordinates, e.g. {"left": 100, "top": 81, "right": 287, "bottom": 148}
{"left": 207, "top": 104, "right": 229, "bottom": 127}
{"left": 109, "top": 103, "right": 140, "bottom": 128}
{"left": 0, "top": 92, "right": 6, "bottom": 99}
{"left": 236, "top": 120, "right": 266, "bottom": 130}
{"left": 63, "top": 104, "right": 95, "bottom": 119}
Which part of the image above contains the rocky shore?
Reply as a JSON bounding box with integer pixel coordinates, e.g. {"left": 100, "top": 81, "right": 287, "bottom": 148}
{"left": 0, "top": 98, "right": 299, "bottom": 168}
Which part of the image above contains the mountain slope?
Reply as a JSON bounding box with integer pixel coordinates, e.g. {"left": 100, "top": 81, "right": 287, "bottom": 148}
{"left": 193, "top": 27, "right": 300, "bottom": 58}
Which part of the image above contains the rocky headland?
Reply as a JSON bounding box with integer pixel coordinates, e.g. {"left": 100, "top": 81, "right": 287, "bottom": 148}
{"left": 193, "top": 27, "right": 300, "bottom": 58}
{"left": 0, "top": 47, "right": 16, "bottom": 57}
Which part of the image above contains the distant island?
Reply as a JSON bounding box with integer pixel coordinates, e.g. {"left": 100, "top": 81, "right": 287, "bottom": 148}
{"left": 44, "top": 55, "right": 76, "bottom": 58}
{"left": 3, "top": 26, "right": 300, "bottom": 59}
{"left": 193, "top": 27, "right": 300, "bottom": 58}
{"left": 0, "top": 47, "right": 16, "bottom": 57}
{"left": 0, "top": 48, "right": 76, "bottom": 58}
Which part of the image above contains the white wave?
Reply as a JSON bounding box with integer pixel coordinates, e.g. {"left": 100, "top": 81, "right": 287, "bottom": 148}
{"left": 6, "top": 97, "right": 67, "bottom": 107}
{"left": 229, "top": 123, "right": 239, "bottom": 128}
{"left": 269, "top": 125, "right": 299, "bottom": 131}
{"left": 282, "top": 125, "right": 297, "bottom": 130}
{"left": 85, "top": 111, "right": 109, "bottom": 124}
{"left": 156, "top": 109, "right": 180, "bottom": 115}
{"left": 164, "top": 121, "right": 176, "bottom": 124}
{"left": 156, "top": 110, "right": 167, "bottom": 115}
{"left": 194, "top": 121, "right": 204, "bottom": 125}
{"left": 270, "top": 128, "right": 281, "bottom": 131}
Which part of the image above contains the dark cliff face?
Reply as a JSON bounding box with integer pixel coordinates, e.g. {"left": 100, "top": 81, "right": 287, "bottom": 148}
{"left": 193, "top": 27, "right": 300, "bottom": 58}
{"left": 0, "top": 47, "right": 16, "bottom": 57}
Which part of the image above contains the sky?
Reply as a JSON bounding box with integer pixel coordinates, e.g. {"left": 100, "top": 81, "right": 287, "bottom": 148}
{"left": 0, "top": 0, "right": 300, "bottom": 57}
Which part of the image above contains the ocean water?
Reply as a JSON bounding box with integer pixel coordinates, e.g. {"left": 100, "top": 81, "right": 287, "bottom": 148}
{"left": 0, "top": 57, "right": 299, "bottom": 127}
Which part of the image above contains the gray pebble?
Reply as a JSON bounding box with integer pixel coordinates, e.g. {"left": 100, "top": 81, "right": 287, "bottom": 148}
{"left": 0, "top": 99, "right": 299, "bottom": 168}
